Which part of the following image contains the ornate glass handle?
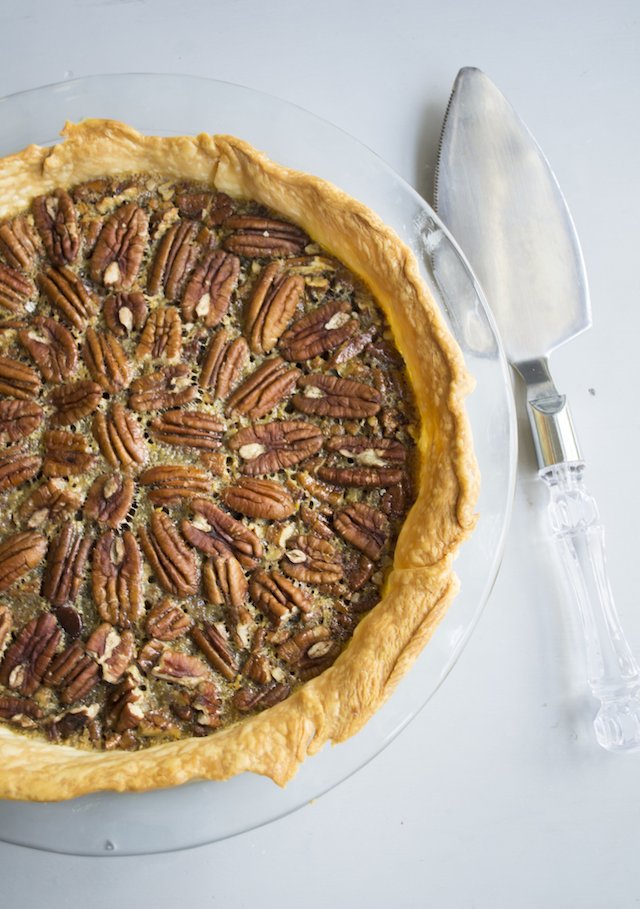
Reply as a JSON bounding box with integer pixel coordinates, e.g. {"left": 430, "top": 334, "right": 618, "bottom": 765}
{"left": 542, "top": 462, "right": 640, "bottom": 751}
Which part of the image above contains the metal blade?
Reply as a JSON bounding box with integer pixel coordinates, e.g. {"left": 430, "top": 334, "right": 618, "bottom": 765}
{"left": 434, "top": 67, "right": 591, "bottom": 366}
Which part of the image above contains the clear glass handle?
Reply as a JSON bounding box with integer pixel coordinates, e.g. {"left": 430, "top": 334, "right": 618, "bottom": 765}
{"left": 542, "top": 462, "right": 640, "bottom": 751}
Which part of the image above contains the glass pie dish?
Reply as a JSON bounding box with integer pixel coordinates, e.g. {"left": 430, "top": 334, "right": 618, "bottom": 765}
{"left": 0, "top": 74, "right": 516, "bottom": 854}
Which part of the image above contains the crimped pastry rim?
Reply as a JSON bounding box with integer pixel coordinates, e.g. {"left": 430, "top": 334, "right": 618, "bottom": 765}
{"left": 0, "top": 121, "right": 479, "bottom": 800}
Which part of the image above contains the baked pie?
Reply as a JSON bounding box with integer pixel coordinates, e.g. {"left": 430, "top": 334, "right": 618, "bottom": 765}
{"left": 0, "top": 121, "right": 478, "bottom": 800}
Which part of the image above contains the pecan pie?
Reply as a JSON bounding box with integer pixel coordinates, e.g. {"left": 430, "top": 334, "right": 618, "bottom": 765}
{"left": 0, "top": 121, "right": 478, "bottom": 800}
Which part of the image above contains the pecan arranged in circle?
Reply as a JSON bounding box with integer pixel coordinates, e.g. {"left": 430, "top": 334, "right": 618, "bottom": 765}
{"left": 198, "top": 328, "right": 248, "bottom": 399}
{"left": 203, "top": 554, "right": 248, "bottom": 609}
{"left": 0, "top": 399, "right": 43, "bottom": 443}
{"left": 278, "top": 625, "right": 339, "bottom": 670}
{"left": 334, "top": 503, "right": 389, "bottom": 560}
{"left": 138, "top": 510, "right": 199, "bottom": 597}
{"left": 181, "top": 249, "right": 240, "bottom": 326}
{"left": 149, "top": 408, "right": 224, "bottom": 450}
{"left": 148, "top": 219, "right": 199, "bottom": 301}
{"left": 245, "top": 262, "right": 304, "bottom": 355}
{"left": 226, "top": 356, "right": 300, "bottom": 420}
{"left": 92, "top": 403, "right": 147, "bottom": 469}
{"left": 249, "top": 569, "right": 312, "bottom": 623}
{"left": 42, "top": 429, "right": 95, "bottom": 477}
{"left": 45, "top": 641, "right": 100, "bottom": 705}
{"left": 138, "top": 464, "right": 212, "bottom": 505}
{"left": 83, "top": 472, "right": 135, "bottom": 529}
{"left": 0, "top": 356, "right": 41, "bottom": 399}
{"left": 0, "top": 448, "right": 42, "bottom": 492}
{"left": 41, "top": 522, "right": 92, "bottom": 607}
{"left": 128, "top": 364, "right": 197, "bottom": 413}
{"left": 279, "top": 299, "right": 358, "bottom": 362}
{"left": 104, "top": 291, "right": 148, "bottom": 337}
{"left": 228, "top": 420, "right": 323, "bottom": 476}
{"left": 82, "top": 327, "right": 131, "bottom": 393}
{"left": 293, "top": 374, "right": 381, "bottom": 419}
{"left": 92, "top": 530, "right": 143, "bottom": 628}
{"left": 89, "top": 201, "right": 149, "bottom": 290}
{"left": 182, "top": 498, "right": 262, "bottom": 569}
{"left": 32, "top": 189, "right": 80, "bottom": 265}
{"left": 221, "top": 477, "right": 296, "bottom": 520}
{"left": 0, "top": 613, "right": 60, "bottom": 695}
{"left": 223, "top": 215, "right": 308, "bottom": 257}
{"left": 48, "top": 379, "right": 103, "bottom": 427}
{"left": 136, "top": 306, "right": 182, "bottom": 361}
{"left": 0, "top": 262, "right": 34, "bottom": 312}
{"left": 0, "top": 216, "right": 41, "bottom": 271}
{"left": 38, "top": 266, "right": 96, "bottom": 330}
{"left": 281, "top": 534, "right": 343, "bottom": 586}
{"left": 191, "top": 622, "right": 238, "bottom": 681}
{"left": 17, "top": 478, "right": 81, "bottom": 530}
{"left": 18, "top": 316, "right": 77, "bottom": 382}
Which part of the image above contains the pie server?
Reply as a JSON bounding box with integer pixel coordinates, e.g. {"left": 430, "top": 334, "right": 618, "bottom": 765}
{"left": 434, "top": 66, "right": 640, "bottom": 751}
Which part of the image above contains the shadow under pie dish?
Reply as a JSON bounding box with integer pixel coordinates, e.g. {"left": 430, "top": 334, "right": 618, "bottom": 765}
{"left": 0, "top": 120, "right": 478, "bottom": 801}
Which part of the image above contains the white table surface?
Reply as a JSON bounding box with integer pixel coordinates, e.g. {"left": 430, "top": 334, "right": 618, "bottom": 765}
{"left": 0, "top": 1, "right": 639, "bottom": 905}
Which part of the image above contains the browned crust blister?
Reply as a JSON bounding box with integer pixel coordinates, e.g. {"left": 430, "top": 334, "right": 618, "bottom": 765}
{"left": 0, "top": 121, "right": 478, "bottom": 801}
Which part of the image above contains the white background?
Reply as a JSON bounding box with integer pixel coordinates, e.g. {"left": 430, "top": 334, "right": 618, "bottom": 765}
{"left": 0, "top": 1, "right": 639, "bottom": 906}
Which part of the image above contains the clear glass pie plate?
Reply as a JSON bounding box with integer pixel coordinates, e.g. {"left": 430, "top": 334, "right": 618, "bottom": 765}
{"left": 0, "top": 74, "right": 517, "bottom": 855}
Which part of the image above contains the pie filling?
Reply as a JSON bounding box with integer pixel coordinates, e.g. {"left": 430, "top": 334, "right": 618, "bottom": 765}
{"left": 0, "top": 175, "right": 418, "bottom": 750}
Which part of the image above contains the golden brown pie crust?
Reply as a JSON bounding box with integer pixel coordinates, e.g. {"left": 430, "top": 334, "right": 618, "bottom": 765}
{"left": 0, "top": 121, "right": 478, "bottom": 800}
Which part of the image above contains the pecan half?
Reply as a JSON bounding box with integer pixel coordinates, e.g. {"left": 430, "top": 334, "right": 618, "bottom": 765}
{"left": 325, "top": 434, "right": 406, "bottom": 465}
{"left": 221, "top": 477, "right": 296, "bottom": 520}
{"left": 181, "top": 249, "right": 240, "bottom": 326}
{"left": 0, "top": 262, "right": 34, "bottom": 312}
{"left": 138, "top": 464, "right": 212, "bottom": 505}
{"left": 42, "top": 429, "right": 95, "bottom": 477}
{"left": 0, "top": 613, "right": 60, "bottom": 695}
{"left": 0, "top": 530, "right": 47, "bottom": 592}
{"left": 292, "top": 374, "right": 381, "bottom": 418}
{"left": 317, "top": 465, "right": 403, "bottom": 488}
{"left": 334, "top": 503, "right": 389, "bottom": 560}
{"left": 138, "top": 510, "right": 199, "bottom": 596}
{"left": 128, "top": 364, "right": 197, "bottom": 412}
{"left": 344, "top": 551, "right": 376, "bottom": 592}
{"left": 92, "top": 403, "right": 147, "bottom": 469}
{"left": 191, "top": 622, "right": 238, "bottom": 681}
{"left": 17, "top": 479, "right": 81, "bottom": 529}
{"left": 105, "top": 672, "right": 145, "bottom": 732}
{"left": 92, "top": 530, "right": 143, "bottom": 627}
{"left": 0, "top": 399, "right": 43, "bottom": 443}
{"left": 147, "top": 219, "right": 198, "bottom": 300}
{"left": 136, "top": 306, "right": 182, "bottom": 361}
{"left": 0, "top": 216, "right": 40, "bottom": 271}
{"left": 198, "top": 329, "right": 248, "bottom": 398}
{"left": 152, "top": 649, "right": 211, "bottom": 688}
{"left": 18, "top": 316, "right": 77, "bottom": 382}
{"left": 232, "top": 681, "right": 290, "bottom": 713}
{"left": 181, "top": 499, "right": 262, "bottom": 569}
{"left": 176, "top": 190, "right": 234, "bottom": 224}
{"left": 0, "top": 356, "right": 40, "bottom": 400}
{"left": 279, "top": 299, "right": 358, "bottom": 362}
{"left": 86, "top": 623, "right": 135, "bottom": 684}
{"left": 281, "top": 534, "right": 343, "bottom": 585}
{"left": 104, "top": 291, "right": 148, "bottom": 337}
{"left": 45, "top": 641, "right": 100, "bottom": 705}
{"left": 145, "top": 598, "right": 193, "bottom": 641}
{"left": 41, "top": 522, "right": 92, "bottom": 607}
{"left": 83, "top": 473, "right": 135, "bottom": 529}
{"left": 202, "top": 554, "right": 252, "bottom": 648}
{"left": 245, "top": 262, "right": 304, "bottom": 355}
{"left": 228, "top": 420, "right": 323, "bottom": 476}
{"left": 32, "top": 189, "right": 80, "bottom": 265}
{"left": 149, "top": 408, "right": 224, "bottom": 450}
{"left": 249, "top": 568, "right": 311, "bottom": 622}
{"left": 82, "top": 327, "right": 130, "bottom": 393}
{"left": 89, "top": 202, "right": 149, "bottom": 290}
{"left": 278, "top": 625, "right": 339, "bottom": 669}
{"left": 38, "top": 266, "right": 96, "bottom": 330}
{"left": 225, "top": 356, "right": 300, "bottom": 420}
{"left": 223, "top": 215, "right": 308, "bottom": 257}
{"left": 326, "top": 325, "right": 376, "bottom": 368}
{"left": 0, "top": 446, "right": 41, "bottom": 492}
{"left": 48, "top": 379, "right": 102, "bottom": 427}
{"left": 0, "top": 695, "right": 43, "bottom": 727}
